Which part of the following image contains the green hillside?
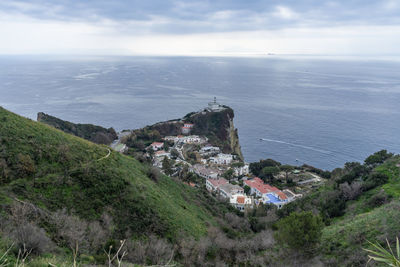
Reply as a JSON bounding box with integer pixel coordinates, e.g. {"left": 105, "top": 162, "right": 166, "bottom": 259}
{"left": 0, "top": 107, "right": 220, "bottom": 264}
{"left": 276, "top": 152, "right": 400, "bottom": 266}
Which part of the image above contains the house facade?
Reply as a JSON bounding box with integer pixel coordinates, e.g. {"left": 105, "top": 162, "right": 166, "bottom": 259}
{"left": 233, "top": 164, "right": 250, "bottom": 176}
{"left": 150, "top": 142, "right": 164, "bottom": 150}
{"left": 230, "top": 194, "right": 252, "bottom": 211}
{"left": 218, "top": 183, "right": 244, "bottom": 199}
{"left": 209, "top": 153, "right": 233, "bottom": 165}
{"left": 206, "top": 178, "right": 228, "bottom": 192}
{"left": 192, "top": 164, "right": 221, "bottom": 179}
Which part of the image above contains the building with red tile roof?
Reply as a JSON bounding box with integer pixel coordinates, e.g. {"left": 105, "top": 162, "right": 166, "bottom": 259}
{"left": 229, "top": 194, "right": 252, "bottom": 211}
{"left": 244, "top": 177, "right": 279, "bottom": 196}
{"left": 244, "top": 177, "right": 291, "bottom": 208}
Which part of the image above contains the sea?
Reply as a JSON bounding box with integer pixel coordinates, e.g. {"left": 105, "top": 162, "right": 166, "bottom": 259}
{"left": 1, "top": 55, "right": 400, "bottom": 170}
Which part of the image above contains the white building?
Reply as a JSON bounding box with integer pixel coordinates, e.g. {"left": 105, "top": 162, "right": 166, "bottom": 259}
{"left": 200, "top": 145, "right": 220, "bottom": 154}
{"left": 209, "top": 153, "right": 234, "bottom": 165}
{"left": 219, "top": 183, "right": 244, "bottom": 199}
{"left": 163, "top": 136, "right": 178, "bottom": 143}
{"left": 206, "top": 178, "right": 228, "bottom": 192}
{"left": 182, "top": 135, "right": 203, "bottom": 144}
{"left": 150, "top": 142, "right": 164, "bottom": 150}
{"left": 182, "top": 123, "right": 194, "bottom": 134}
{"left": 233, "top": 164, "right": 250, "bottom": 176}
{"left": 207, "top": 97, "right": 225, "bottom": 112}
{"left": 154, "top": 150, "right": 170, "bottom": 159}
{"left": 192, "top": 164, "right": 221, "bottom": 179}
{"left": 230, "top": 194, "right": 252, "bottom": 211}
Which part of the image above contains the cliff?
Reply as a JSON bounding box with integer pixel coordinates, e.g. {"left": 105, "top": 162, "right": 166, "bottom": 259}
{"left": 126, "top": 106, "right": 244, "bottom": 160}
{"left": 185, "top": 107, "right": 243, "bottom": 160}
{"left": 37, "top": 112, "right": 117, "bottom": 145}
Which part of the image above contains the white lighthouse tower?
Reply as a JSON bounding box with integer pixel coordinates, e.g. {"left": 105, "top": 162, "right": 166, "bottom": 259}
{"left": 208, "top": 97, "right": 224, "bottom": 111}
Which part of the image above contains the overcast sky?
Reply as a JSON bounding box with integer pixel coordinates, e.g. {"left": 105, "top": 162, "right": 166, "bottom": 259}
{"left": 1, "top": 0, "right": 400, "bottom": 56}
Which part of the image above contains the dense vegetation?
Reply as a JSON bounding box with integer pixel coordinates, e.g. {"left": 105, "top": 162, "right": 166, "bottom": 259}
{"left": 37, "top": 112, "right": 117, "bottom": 145}
{"left": 276, "top": 150, "right": 400, "bottom": 266}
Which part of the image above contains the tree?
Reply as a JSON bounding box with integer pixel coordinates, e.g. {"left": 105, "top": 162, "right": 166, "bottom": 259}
{"left": 249, "top": 159, "right": 281, "bottom": 176}
{"left": 364, "top": 150, "right": 393, "bottom": 166}
{"left": 162, "top": 157, "right": 173, "bottom": 175}
{"left": 319, "top": 191, "right": 346, "bottom": 220}
{"left": 280, "top": 165, "right": 294, "bottom": 182}
{"left": 231, "top": 162, "right": 244, "bottom": 168}
{"left": 260, "top": 166, "right": 280, "bottom": 183}
{"left": 275, "top": 211, "right": 323, "bottom": 253}
{"left": 223, "top": 168, "right": 234, "bottom": 180}
{"left": 244, "top": 185, "right": 251, "bottom": 195}
{"left": 170, "top": 149, "right": 180, "bottom": 159}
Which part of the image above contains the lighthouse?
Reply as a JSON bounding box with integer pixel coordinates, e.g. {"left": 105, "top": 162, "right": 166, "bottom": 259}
{"left": 207, "top": 97, "right": 224, "bottom": 111}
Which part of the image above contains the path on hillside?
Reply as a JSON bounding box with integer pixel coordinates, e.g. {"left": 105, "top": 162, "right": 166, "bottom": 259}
{"left": 98, "top": 148, "right": 111, "bottom": 161}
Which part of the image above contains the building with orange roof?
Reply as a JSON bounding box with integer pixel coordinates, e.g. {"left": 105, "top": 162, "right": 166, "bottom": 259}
{"left": 244, "top": 177, "right": 291, "bottom": 209}
{"left": 230, "top": 194, "right": 252, "bottom": 211}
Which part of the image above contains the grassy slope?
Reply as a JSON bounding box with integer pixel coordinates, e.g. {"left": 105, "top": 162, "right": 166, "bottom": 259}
{"left": 0, "top": 107, "right": 211, "bottom": 240}
{"left": 320, "top": 156, "right": 400, "bottom": 265}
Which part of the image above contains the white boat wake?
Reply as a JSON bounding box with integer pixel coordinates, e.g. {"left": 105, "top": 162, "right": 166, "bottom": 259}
{"left": 260, "top": 138, "right": 333, "bottom": 155}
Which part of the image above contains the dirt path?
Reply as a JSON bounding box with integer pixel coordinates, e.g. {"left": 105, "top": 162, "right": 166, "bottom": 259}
{"left": 98, "top": 148, "right": 111, "bottom": 161}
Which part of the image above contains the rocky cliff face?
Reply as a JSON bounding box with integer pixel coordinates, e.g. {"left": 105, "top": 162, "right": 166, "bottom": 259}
{"left": 137, "top": 106, "right": 244, "bottom": 159}
{"left": 228, "top": 118, "right": 244, "bottom": 161}
{"left": 187, "top": 107, "right": 243, "bottom": 159}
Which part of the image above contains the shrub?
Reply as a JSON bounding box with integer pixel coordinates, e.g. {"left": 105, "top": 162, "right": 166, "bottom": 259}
{"left": 339, "top": 181, "right": 362, "bottom": 201}
{"left": 364, "top": 172, "right": 389, "bottom": 190}
{"left": 125, "top": 235, "right": 174, "bottom": 265}
{"left": 319, "top": 191, "right": 346, "bottom": 220}
{"left": 147, "top": 166, "right": 161, "bottom": 182}
{"left": 9, "top": 223, "right": 53, "bottom": 255}
{"left": 16, "top": 154, "right": 35, "bottom": 178}
{"left": 275, "top": 211, "right": 323, "bottom": 253}
{"left": 366, "top": 190, "right": 391, "bottom": 209}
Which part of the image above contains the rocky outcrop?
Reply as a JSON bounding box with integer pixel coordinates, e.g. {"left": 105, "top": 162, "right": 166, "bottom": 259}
{"left": 134, "top": 106, "right": 244, "bottom": 160}
{"left": 228, "top": 118, "right": 244, "bottom": 161}
{"left": 37, "top": 112, "right": 117, "bottom": 145}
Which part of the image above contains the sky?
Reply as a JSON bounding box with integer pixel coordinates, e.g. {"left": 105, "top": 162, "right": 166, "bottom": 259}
{"left": 0, "top": 0, "right": 400, "bottom": 56}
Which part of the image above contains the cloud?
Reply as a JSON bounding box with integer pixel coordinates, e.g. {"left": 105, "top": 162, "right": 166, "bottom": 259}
{"left": 273, "top": 6, "right": 299, "bottom": 20}
{"left": 0, "top": 0, "right": 400, "bottom": 55}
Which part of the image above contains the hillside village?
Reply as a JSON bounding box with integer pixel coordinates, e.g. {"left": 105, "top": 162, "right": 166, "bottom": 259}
{"left": 122, "top": 98, "right": 318, "bottom": 211}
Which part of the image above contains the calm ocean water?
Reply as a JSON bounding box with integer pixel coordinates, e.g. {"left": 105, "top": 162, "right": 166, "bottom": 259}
{"left": 1, "top": 55, "right": 400, "bottom": 170}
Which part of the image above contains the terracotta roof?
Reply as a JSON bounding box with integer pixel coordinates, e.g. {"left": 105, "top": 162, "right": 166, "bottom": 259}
{"left": 237, "top": 196, "right": 245, "bottom": 204}
{"left": 244, "top": 177, "right": 279, "bottom": 194}
{"left": 276, "top": 191, "right": 288, "bottom": 200}
{"left": 151, "top": 142, "right": 164, "bottom": 146}
{"left": 208, "top": 178, "right": 228, "bottom": 187}
{"left": 184, "top": 182, "right": 196, "bottom": 187}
